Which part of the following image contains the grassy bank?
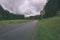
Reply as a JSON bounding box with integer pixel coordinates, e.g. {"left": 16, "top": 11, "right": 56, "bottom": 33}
{"left": 0, "top": 20, "right": 32, "bottom": 25}
{"left": 34, "top": 16, "right": 60, "bottom": 40}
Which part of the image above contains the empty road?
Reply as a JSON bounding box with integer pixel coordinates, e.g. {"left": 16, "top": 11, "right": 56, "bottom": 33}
{"left": 0, "top": 20, "right": 38, "bottom": 40}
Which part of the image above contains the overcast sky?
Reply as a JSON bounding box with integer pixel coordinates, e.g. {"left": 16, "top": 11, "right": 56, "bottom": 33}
{"left": 0, "top": 0, "right": 47, "bottom": 17}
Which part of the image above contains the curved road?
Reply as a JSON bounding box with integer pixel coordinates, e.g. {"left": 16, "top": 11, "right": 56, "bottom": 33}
{"left": 0, "top": 20, "right": 38, "bottom": 40}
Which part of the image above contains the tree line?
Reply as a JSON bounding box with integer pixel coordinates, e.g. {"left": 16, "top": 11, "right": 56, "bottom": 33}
{"left": 44, "top": 0, "right": 60, "bottom": 18}
{"left": 26, "top": 0, "right": 60, "bottom": 19}
{"left": 0, "top": 5, "right": 24, "bottom": 20}
{"left": 0, "top": 0, "right": 60, "bottom": 20}
{"left": 0, "top": 4, "right": 42, "bottom": 20}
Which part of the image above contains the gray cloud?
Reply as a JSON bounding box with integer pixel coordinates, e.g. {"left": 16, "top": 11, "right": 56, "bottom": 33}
{"left": 0, "top": 0, "right": 47, "bottom": 17}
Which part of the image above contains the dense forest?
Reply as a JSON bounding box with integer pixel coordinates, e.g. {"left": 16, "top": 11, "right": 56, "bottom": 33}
{"left": 44, "top": 0, "right": 60, "bottom": 18}
{"left": 0, "top": 5, "right": 24, "bottom": 20}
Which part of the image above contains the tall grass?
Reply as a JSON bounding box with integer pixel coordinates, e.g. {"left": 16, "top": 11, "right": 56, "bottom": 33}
{"left": 34, "top": 16, "right": 60, "bottom": 40}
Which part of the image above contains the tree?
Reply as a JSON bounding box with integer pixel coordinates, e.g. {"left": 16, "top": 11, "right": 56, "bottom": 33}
{"left": 0, "top": 4, "right": 25, "bottom": 20}
{"left": 44, "top": 0, "right": 58, "bottom": 18}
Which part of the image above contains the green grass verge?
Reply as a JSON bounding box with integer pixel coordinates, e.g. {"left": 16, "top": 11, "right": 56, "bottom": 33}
{"left": 34, "top": 16, "right": 60, "bottom": 40}
{"left": 0, "top": 20, "right": 32, "bottom": 25}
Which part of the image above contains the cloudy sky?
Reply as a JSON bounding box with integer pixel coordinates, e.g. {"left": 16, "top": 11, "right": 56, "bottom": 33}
{"left": 0, "top": 0, "right": 47, "bottom": 17}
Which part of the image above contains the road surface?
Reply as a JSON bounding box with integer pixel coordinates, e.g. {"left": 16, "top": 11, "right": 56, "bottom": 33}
{"left": 0, "top": 20, "right": 38, "bottom": 40}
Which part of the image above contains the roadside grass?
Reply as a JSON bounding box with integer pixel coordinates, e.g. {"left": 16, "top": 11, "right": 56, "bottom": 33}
{"left": 0, "top": 20, "right": 32, "bottom": 25}
{"left": 34, "top": 16, "right": 60, "bottom": 40}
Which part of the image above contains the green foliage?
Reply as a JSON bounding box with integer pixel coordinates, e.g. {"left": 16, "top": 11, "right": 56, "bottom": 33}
{"left": 26, "top": 15, "right": 41, "bottom": 20}
{"left": 0, "top": 5, "right": 24, "bottom": 20}
{"left": 44, "top": 0, "right": 59, "bottom": 18}
{"left": 58, "top": 0, "right": 60, "bottom": 10}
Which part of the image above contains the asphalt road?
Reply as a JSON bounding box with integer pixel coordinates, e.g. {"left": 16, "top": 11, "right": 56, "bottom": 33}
{"left": 0, "top": 20, "right": 38, "bottom": 40}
